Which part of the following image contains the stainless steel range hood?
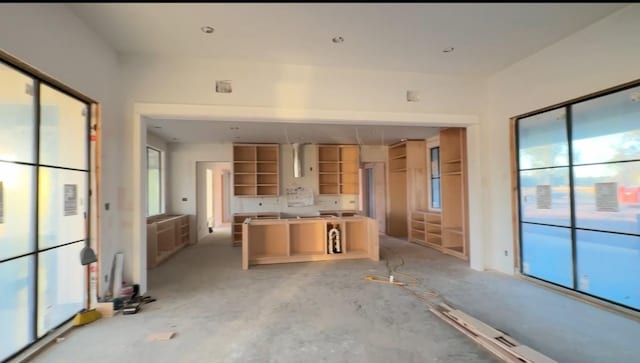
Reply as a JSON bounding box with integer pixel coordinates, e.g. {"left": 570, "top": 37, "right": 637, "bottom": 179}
{"left": 292, "top": 143, "right": 302, "bottom": 178}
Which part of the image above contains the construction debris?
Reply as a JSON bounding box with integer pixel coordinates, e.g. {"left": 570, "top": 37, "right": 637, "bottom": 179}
{"left": 431, "top": 303, "right": 557, "bottom": 363}
{"left": 145, "top": 332, "right": 176, "bottom": 342}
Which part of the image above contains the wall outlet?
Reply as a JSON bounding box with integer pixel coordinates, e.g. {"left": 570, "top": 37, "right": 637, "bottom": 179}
{"left": 182, "top": 197, "right": 188, "bottom": 202}
{"left": 504, "top": 250, "right": 508, "bottom": 256}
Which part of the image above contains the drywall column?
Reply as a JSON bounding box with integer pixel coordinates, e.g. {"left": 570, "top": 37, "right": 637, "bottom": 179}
{"left": 466, "top": 123, "right": 485, "bottom": 271}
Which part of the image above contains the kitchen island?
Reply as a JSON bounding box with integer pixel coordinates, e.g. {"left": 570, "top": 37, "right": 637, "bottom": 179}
{"left": 242, "top": 216, "right": 379, "bottom": 270}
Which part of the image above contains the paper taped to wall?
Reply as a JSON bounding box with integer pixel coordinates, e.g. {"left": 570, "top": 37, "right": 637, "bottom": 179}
{"left": 286, "top": 186, "right": 314, "bottom": 207}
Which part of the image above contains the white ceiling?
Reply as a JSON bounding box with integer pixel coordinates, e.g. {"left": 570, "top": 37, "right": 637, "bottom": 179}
{"left": 72, "top": 3, "right": 626, "bottom": 145}
{"left": 145, "top": 118, "right": 440, "bottom": 145}
{"left": 69, "top": 3, "right": 626, "bottom": 76}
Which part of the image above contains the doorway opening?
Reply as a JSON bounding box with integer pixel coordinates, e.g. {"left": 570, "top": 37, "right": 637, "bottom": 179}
{"left": 197, "top": 162, "right": 232, "bottom": 242}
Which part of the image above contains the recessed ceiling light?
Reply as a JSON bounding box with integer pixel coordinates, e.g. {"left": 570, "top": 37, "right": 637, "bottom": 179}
{"left": 201, "top": 26, "right": 215, "bottom": 34}
{"left": 332, "top": 36, "right": 344, "bottom": 44}
{"left": 443, "top": 47, "right": 454, "bottom": 53}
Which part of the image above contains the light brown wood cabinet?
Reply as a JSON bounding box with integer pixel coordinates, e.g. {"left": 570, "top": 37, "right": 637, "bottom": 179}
{"left": 233, "top": 143, "right": 280, "bottom": 196}
{"left": 440, "top": 128, "right": 469, "bottom": 260}
{"left": 232, "top": 212, "right": 280, "bottom": 247}
{"left": 242, "top": 216, "right": 379, "bottom": 270}
{"left": 147, "top": 214, "right": 190, "bottom": 268}
{"left": 387, "top": 140, "right": 428, "bottom": 238}
{"left": 317, "top": 144, "right": 360, "bottom": 195}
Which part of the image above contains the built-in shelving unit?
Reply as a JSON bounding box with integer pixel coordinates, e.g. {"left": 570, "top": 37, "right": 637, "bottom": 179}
{"left": 147, "top": 214, "right": 190, "bottom": 268}
{"left": 317, "top": 144, "right": 360, "bottom": 195}
{"left": 387, "top": 140, "right": 427, "bottom": 238}
{"left": 409, "top": 210, "right": 443, "bottom": 251}
{"left": 440, "top": 128, "right": 469, "bottom": 260}
{"left": 233, "top": 143, "right": 279, "bottom": 196}
{"left": 242, "top": 216, "right": 379, "bottom": 270}
{"left": 232, "top": 212, "right": 280, "bottom": 247}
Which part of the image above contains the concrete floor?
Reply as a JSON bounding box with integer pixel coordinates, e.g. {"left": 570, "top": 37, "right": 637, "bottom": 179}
{"left": 29, "top": 229, "right": 640, "bottom": 363}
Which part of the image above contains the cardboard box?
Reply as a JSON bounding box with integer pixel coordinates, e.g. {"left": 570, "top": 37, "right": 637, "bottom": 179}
{"left": 92, "top": 302, "right": 116, "bottom": 318}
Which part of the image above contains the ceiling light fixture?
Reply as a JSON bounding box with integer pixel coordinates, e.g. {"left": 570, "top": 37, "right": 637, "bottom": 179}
{"left": 201, "top": 26, "right": 215, "bottom": 34}
{"left": 443, "top": 47, "right": 454, "bottom": 53}
{"left": 332, "top": 36, "right": 344, "bottom": 44}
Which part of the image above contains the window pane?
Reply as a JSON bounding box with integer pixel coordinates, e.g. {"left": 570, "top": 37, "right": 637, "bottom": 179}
{"left": 0, "top": 256, "right": 35, "bottom": 362}
{"left": 431, "top": 178, "right": 441, "bottom": 209}
{"left": 521, "top": 223, "right": 573, "bottom": 288}
{"left": 430, "top": 147, "right": 440, "bottom": 177}
{"left": 38, "top": 168, "right": 87, "bottom": 249}
{"left": 518, "top": 108, "right": 569, "bottom": 169}
{"left": 576, "top": 230, "right": 640, "bottom": 310}
{"left": 573, "top": 162, "right": 640, "bottom": 234}
{"left": 519, "top": 167, "right": 571, "bottom": 226}
{"left": 0, "top": 63, "right": 35, "bottom": 163}
{"left": 0, "top": 162, "right": 36, "bottom": 260}
{"left": 37, "top": 242, "right": 84, "bottom": 337}
{"left": 147, "top": 148, "right": 161, "bottom": 216}
{"left": 39, "top": 84, "right": 88, "bottom": 170}
{"left": 572, "top": 86, "right": 640, "bottom": 165}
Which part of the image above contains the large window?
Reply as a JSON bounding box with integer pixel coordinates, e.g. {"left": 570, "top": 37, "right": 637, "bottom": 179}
{"left": 516, "top": 82, "right": 640, "bottom": 311}
{"left": 429, "top": 146, "right": 441, "bottom": 210}
{"left": 147, "top": 146, "right": 163, "bottom": 216}
{"left": 0, "top": 60, "right": 89, "bottom": 361}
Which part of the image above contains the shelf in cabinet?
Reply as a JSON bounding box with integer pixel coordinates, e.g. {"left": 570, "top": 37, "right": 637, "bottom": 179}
{"left": 444, "top": 227, "right": 464, "bottom": 235}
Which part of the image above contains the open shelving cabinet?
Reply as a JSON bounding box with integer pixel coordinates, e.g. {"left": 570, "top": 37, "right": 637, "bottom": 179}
{"left": 388, "top": 140, "right": 427, "bottom": 238}
{"left": 409, "top": 210, "right": 443, "bottom": 251}
{"left": 233, "top": 143, "right": 280, "bottom": 196}
{"left": 147, "top": 214, "right": 190, "bottom": 268}
{"left": 242, "top": 216, "right": 379, "bottom": 269}
{"left": 232, "top": 212, "right": 280, "bottom": 247}
{"left": 440, "top": 128, "right": 469, "bottom": 260}
{"left": 317, "top": 144, "right": 360, "bottom": 195}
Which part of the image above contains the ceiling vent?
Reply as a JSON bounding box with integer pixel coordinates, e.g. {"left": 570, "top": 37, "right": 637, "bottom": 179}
{"left": 216, "top": 80, "right": 232, "bottom": 93}
{"left": 406, "top": 90, "right": 420, "bottom": 102}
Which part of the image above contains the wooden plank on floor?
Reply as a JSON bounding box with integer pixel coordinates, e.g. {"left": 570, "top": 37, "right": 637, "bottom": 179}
{"left": 433, "top": 303, "right": 557, "bottom": 363}
{"left": 430, "top": 307, "right": 522, "bottom": 363}
{"left": 447, "top": 309, "right": 504, "bottom": 339}
{"left": 511, "top": 345, "right": 557, "bottom": 363}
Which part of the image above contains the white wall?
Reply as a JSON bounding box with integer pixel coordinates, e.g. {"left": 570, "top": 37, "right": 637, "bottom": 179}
{"left": 0, "top": 4, "right": 126, "bottom": 297}
{"left": 122, "top": 56, "right": 486, "bottom": 116}
{"left": 484, "top": 4, "right": 640, "bottom": 274}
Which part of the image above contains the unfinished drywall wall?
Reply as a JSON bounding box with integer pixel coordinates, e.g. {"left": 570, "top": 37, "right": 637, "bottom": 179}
{"left": 484, "top": 4, "right": 640, "bottom": 274}
{"left": 122, "top": 57, "right": 486, "bottom": 116}
{"left": 0, "top": 4, "right": 126, "bottom": 297}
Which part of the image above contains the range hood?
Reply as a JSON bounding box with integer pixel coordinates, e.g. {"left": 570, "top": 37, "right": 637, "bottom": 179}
{"left": 292, "top": 143, "right": 302, "bottom": 178}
